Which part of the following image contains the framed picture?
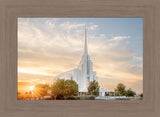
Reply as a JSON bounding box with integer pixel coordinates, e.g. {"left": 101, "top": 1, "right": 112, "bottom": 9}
{"left": 0, "top": 0, "right": 160, "bottom": 117}
{"left": 17, "top": 17, "right": 143, "bottom": 101}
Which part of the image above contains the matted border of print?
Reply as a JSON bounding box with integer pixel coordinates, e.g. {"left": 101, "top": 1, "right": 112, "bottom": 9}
{"left": 0, "top": 0, "right": 160, "bottom": 117}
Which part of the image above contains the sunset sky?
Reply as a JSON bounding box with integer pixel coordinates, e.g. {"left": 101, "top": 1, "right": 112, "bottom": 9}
{"left": 18, "top": 18, "right": 143, "bottom": 94}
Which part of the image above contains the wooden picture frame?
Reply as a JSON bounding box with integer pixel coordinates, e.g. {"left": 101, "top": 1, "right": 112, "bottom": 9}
{"left": 0, "top": 0, "right": 160, "bottom": 117}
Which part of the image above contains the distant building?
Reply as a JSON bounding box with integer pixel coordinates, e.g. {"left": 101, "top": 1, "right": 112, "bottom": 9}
{"left": 53, "top": 29, "right": 106, "bottom": 95}
{"left": 99, "top": 88, "right": 107, "bottom": 97}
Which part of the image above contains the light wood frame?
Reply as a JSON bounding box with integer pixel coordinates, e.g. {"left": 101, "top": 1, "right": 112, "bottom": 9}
{"left": 0, "top": 0, "right": 160, "bottom": 117}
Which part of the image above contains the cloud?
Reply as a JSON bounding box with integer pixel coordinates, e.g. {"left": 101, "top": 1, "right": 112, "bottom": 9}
{"left": 110, "top": 36, "right": 130, "bottom": 41}
{"left": 18, "top": 81, "right": 32, "bottom": 86}
{"left": 88, "top": 24, "right": 99, "bottom": 30}
{"left": 18, "top": 68, "right": 54, "bottom": 76}
{"left": 132, "top": 56, "right": 143, "bottom": 61}
{"left": 59, "top": 21, "right": 85, "bottom": 30}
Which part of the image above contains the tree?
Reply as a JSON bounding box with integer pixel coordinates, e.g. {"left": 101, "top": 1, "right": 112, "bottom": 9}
{"left": 115, "top": 83, "right": 126, "bottom": 96}
{"left": 88, "top": 80, "right": 99, "bottom": 96}
{"left": 25, "top": 91, "right": 29, "bottom": 99}
{"left": 51, "top": 79, "right": 78, "bottom": 99}
{"left": 51, "top": 79, "right": 65, "bottom": 99}
{"left": 33, "top": 84, "right": 49, "bottom": 98}
{"left": 17, "top": 92, "right": 25, "bottom": 100}
{"left": 64, "top": 80, "right": 78, "bottom": 99}
{"left": 126, "top": 88, "right": 136, "bottom": 97}
{"left": 139, "top": 93, "right": 143, "bottom": 97}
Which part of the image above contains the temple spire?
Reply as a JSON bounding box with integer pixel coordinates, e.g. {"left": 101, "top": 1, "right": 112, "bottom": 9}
{"left": 84, "top": 28, "right": 88, "bottom": 55}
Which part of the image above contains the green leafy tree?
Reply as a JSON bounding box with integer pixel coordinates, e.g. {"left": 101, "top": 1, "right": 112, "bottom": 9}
{"left": 51, "top": 79, "right": 65, "bottom": 99}
{"left": 126, "top": 88, "right": 136, "bottom": 97}
{"left": 88, "top": 80, "right": 99, "bottom": 96}
{"left": 64, "top": 80, "right": 78, "bottom": 99}
{"left": 115, "top": 83, "right": 126, "bottom": 96}
{"left": 33, "top": 84, "right": 49, "bottom": 98}
{"left": 51, "top": 79, "right": 79, "bottom": 99}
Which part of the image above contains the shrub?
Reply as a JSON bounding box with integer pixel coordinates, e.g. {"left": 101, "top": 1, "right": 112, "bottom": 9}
{"left": 67, "top": 96, "right": 80, "bottom": 100}
{"left": 80, "top": 95, "right": 95, "bottom": 100}
{"left": 44, "top": 97, "right": 52, "bottom": 100}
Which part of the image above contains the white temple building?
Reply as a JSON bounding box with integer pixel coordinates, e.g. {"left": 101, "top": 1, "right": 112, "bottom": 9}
{"left": 53, "top": 29, "right": 98, "bottom": 93}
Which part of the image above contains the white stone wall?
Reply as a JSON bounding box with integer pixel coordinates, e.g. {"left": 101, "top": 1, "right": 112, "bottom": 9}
{"left": 99, "top": 88, "right": 107, "bottom": 97}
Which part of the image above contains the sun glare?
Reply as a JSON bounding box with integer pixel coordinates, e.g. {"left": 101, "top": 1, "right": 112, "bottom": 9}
{"left": 29, "top": 86, "right": 35, "bottom": 91}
